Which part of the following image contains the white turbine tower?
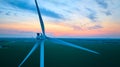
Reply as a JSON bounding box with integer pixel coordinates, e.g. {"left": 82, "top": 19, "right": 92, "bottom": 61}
{"left": 18, "top": 0, "right": 100, "bottom": 67}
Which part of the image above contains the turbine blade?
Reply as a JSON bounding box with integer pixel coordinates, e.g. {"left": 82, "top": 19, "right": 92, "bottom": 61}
{"left": 40, "top": 40, "right": 45, "bottom": 67}
{"left": 18, "top": 42, "right": 39, "bottom": 67}
{"left": 47, "top": 37, "right": 100, "bottom": 54}
{"left": 35, "top": 0, "right": 45, "bottom": 36}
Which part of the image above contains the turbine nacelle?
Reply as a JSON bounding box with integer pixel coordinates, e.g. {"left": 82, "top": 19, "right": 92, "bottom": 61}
{"left": 36, "top": 33, "right": 46, "bottom": 40}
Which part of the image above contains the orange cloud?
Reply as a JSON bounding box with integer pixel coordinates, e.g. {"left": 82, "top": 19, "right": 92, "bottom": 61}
{"left": 0, "top": 20, "right": 120, "bottom": 37}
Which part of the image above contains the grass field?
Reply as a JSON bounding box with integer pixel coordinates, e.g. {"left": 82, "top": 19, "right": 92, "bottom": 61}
{"left": 0, "top": 38, "right": 120, "bottom": 67}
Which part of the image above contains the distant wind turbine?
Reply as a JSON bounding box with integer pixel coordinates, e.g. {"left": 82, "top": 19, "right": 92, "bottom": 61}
{"left": 18, "top": 0, "right": 100, "bottom": 67}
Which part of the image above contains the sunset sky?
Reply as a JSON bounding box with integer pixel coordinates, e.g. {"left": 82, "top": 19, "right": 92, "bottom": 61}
{"left": 0, "top": 0, "right": 120, "bottom": 38}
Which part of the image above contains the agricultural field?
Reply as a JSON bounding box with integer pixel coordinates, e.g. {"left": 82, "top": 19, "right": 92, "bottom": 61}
{"left": 0, "top": 38, "right": 120, "bottom": 67}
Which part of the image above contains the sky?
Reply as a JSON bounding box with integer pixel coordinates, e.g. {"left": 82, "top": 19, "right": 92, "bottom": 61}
{"left": 0, "top": 0, "right": 120, "bottom": 38}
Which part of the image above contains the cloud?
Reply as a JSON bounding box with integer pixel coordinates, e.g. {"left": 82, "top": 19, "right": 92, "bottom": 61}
{"left": 0, "top": 28, "right": 35, "bottom": 38}
{"left": 105, "top": 11, "right": 112, "bottom": 16}
{"left": 40, "top": 8, "right": 63, "bottom": 19}
{"left": 0, "top": 10, "right": 2, "bottom": 14}
{"left": 86, "top": 8, "right": 97, "bottom": 22}
{"left": 87, "top": 25, "right": 103, "bottom": 30}
{"left": 5, "top": 12, "right": 11, "bottom": 16}
{"left": 4, "top": 0, "right": 64, "bottom": 20}
{"left": 95, "top": 0, "right": 108, "bottom": 9}
{"left": 5, "top": 0, "right": 35, "bottom": 11}
{"left": 45, "top": 0, "right": 67, "bottom": 6}
{"left": 0, "top": 28, "right": 33, "bottom": 34}
{"left": 71, "top": 25, "right": 83, "bottom": 30}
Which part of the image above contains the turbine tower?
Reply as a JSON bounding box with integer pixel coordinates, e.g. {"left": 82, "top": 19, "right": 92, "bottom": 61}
{"left": 18, "top": 0, "right": 100, "bottom": 67}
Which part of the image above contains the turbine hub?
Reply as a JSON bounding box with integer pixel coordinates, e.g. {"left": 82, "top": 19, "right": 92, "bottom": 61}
{"left": 36, "top": 33, "right": 45, "bottom": 40}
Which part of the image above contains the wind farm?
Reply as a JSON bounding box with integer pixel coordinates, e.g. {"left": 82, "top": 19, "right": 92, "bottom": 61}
{"left": 0, "top": 0, "right": 120, "bottom": 67}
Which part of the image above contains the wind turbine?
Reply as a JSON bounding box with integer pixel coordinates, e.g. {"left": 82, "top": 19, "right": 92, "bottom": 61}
{"left": 18, "top": 0, "right": 100, "bottom": 67}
